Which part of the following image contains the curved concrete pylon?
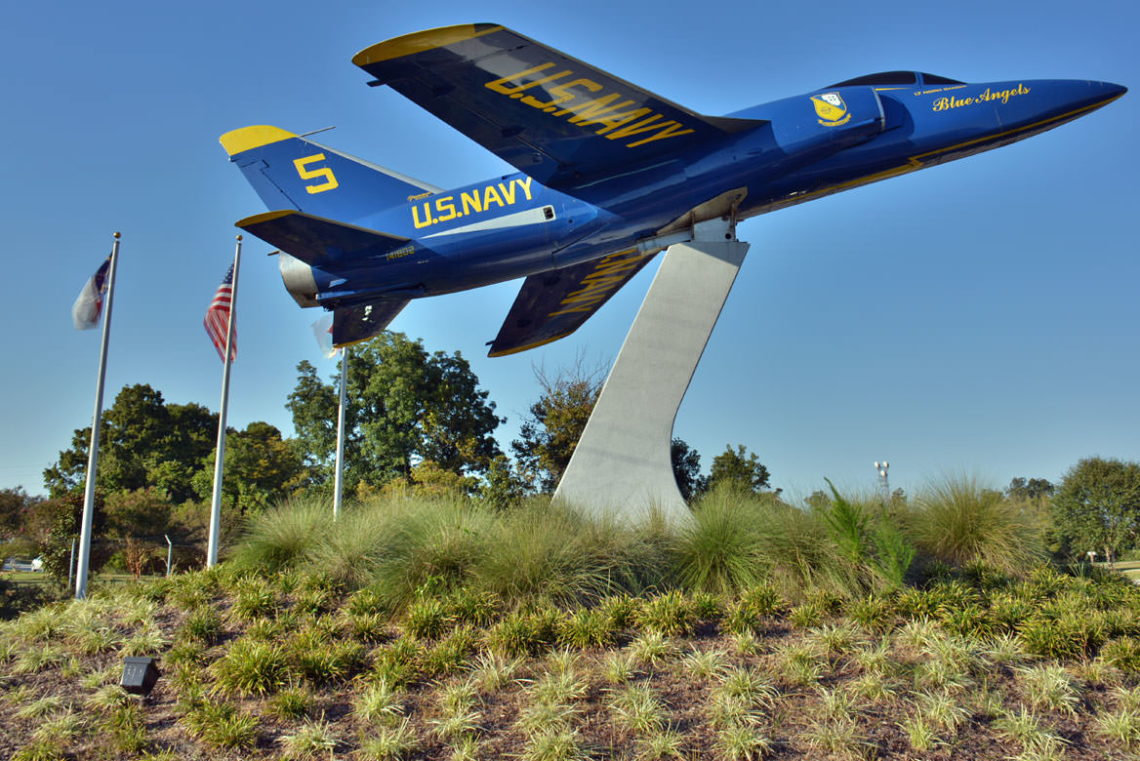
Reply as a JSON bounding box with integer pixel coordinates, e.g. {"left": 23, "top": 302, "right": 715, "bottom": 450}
{"left": 553, "top": 219, "right": 749, "bottom": 522}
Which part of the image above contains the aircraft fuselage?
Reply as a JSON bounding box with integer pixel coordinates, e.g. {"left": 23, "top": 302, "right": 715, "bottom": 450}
{"left": 293, "top": 75, "right": 1123, "bottom": 307}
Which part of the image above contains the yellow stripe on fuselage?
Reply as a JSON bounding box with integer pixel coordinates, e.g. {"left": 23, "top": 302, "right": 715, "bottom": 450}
{"left": 353, "top": 24, "right": 504, "bottom": 66}
{"left": 219, "top": 125, "right": 297, "bottom": 156}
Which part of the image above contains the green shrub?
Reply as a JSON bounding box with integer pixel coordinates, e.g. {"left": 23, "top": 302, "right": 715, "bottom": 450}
{"left": 739, "top": 584, "right": 787, "bottom": 618}
{"left": 229, "top": 579, "right": 281, "bottom": 622}
{"left": 211, "top": 637, "right": 289, "bottom": 696}
{"left": 288, "top": 628, "right": 365, "bottom": 686}
{"left": 182, "top": 702, "right": 260, "bottom": 750}
{"left": 402, "top": 596, "right": 453, "bottom": 640}
{"left": 559, "top": 607, "right": 617, "bottom": 649}
{"left": 179, "top": 607, "right": 223, "bottom": 645}
{"left": 485, "top": 608, "right": 561, "bottom": 657}
{"left": 636, "top": 591, "right": 698, "bottom": 637}
{"left": 846, "top": 596, "right": 894, "bottom": 633}
{"left": 1017, "top": 614, "right": 1106, "bottom": 661}
{"left": 370, "top": 638, "right": 421, "bottom": 687}
{"left": 269, "top": 687, "right": 314, "bottom": 720}
{"left": 723, "top": 601, "right": 762, "bottom": 636}
{"left": 1103, "top": 637, "right": 1140, "bottom": 672}
{"left": 421, "top": 625, "right": 480, "bottom": 678}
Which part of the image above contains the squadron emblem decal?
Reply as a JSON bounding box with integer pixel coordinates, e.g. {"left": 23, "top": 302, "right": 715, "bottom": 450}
{"left": 812, "top": 92, "right": 852, "bottom": 126}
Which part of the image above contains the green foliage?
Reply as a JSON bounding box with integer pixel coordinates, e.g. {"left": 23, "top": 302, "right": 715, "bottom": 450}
{"left": 672, "top": 489, "right": 767, "bottom": 593}
{"left": 706, "top": 444, "right": 770, "bottom": 494}
{"left": 511, "top": 363, "right": 601, "bottom": 493}
{"left": 670, "top": 438, "right": 707, "bottom": 502}
{"left": 43, "top": 384, "right": 216, "bottom": 501}
{"left": 1102, "top": 637, "right": 1140, "bottom": 672}
{"left": 181, "top": 701, "right": 261, "bottom": 750}
{"left": 211, "top": 637, "right": 289, "bottom": 695}
{"left": 1007, "top": 477, "right": 1056, "bottom": 502}
{"left": 191, "top": 421, "right": 307, "bottom": 516}
{"left": 909, "top": 477, "right": 1046, "bottom": 574}
{"left": 559, "top": 607, "right": 617, "bottom": 649}
{"left": 636, "top": 591, "right": 698, "bottom": 636}
{"left": 1051, "top": 457, "right": 1140, "bottom": 563}
{"left": 0, "top": 486, "right": 42, "bottom": 539}
{"left": 228, "top": 499, "right": 333, "bottom": 573}
{"left": 287, "top": 333, "right": 504, "bottom": 493}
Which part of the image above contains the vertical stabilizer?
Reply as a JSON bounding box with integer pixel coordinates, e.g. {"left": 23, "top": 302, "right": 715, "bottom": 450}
{"left": 219, "top": 125, "right": 441, "bottom": 221}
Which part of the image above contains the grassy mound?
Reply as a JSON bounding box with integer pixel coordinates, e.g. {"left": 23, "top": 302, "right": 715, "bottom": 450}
{"left": 6, "top": 485, "right": 1136, "bottom": 760}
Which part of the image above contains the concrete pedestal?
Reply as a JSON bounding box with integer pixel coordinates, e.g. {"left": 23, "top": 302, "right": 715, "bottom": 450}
{"left": 553, "top": 223, "right": 749, "bottom": 522}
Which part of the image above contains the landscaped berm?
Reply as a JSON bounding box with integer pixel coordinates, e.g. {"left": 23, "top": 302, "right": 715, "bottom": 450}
{"left": 5, "top": 482, "right": 1140, "bottom": 760}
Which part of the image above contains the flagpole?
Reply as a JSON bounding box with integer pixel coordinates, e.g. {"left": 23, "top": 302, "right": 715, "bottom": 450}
{"left": 206, "top": 236, "right": 242, "bottom": 568}
{"left": 75, "top": 232, "right": 121, "bottom": 599}
{"left": 333, "top": 346, "right": 348, "bottom": 519}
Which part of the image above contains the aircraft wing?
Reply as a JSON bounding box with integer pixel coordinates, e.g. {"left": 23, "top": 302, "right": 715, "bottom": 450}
{"left": 353, "top": 24, "right": 764, "bottom": 190}
{"left": 488, "top": 248, "right": 655, "bottom": 357}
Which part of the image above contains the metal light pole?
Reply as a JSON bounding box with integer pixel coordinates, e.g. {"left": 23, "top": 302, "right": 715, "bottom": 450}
{"left": 874, "top": 460, "right": 890, "bottom": 505}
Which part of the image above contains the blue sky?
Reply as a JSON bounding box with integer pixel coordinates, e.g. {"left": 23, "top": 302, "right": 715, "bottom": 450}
{"left": 3, "top": 0, "right": 1136, "bottom": 501}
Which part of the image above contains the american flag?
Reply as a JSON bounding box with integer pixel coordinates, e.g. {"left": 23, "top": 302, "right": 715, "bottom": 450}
{"left": 204, "top": 264, "right": 237, "bottom": 362}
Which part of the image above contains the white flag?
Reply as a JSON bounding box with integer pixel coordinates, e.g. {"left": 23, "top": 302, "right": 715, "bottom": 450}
{"left": 312, "top": 313, "right": 338, "bottom": 358}
{"left": 72, "top": 256, "right": 111, "bottom": 330}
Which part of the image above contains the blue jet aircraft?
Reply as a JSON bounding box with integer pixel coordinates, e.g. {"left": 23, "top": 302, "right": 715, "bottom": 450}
{"left": 221, "top": 24, "right": 1125, "bottom": 355}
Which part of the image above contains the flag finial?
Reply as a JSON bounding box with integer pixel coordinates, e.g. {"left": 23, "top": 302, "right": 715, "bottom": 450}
{"left": 113, "top": 232, "right": 121, "bottom": 239}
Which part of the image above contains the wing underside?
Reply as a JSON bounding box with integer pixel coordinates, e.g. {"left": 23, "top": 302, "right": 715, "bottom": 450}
{"left": 353, "top": 24, "right": 764, "bottom": 190}
{"left": 488, "top": 248, "right": 656, "bottom": 357}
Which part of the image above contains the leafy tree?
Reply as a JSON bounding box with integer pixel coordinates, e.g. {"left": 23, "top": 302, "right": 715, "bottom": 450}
{"left": 0, "top": 487, "right": 41, "bottom": 539}
{"left": 1051, "top": 457, "right": 1140, "bottom": 565}
{"left": 43, "top": 384, "right": 216, "bottom": 501}
{"left": 706, "top": 444, "right": 771, "bottom": 494}
{"left": 511, "top": 363, "right": 709, "bottom": 499}
{"left": 479, "top": 454, "right": 528, "bottom": 509}
{"left": 191, "top": 421, "right": 307, "bottom": 516}
{"left": 103, "top": 488, "right": 175, "bottom": 577}
{"left": 511, "top": 364, "right": 602, "bottom": 493}
{"left": 671, "top": 438, "right": 707, "bottom": 502}
{"left": 1006, "top": 477, "right": 1055, "bottom": 502}
{"left": 37, "top": 492, "right": 107, "bottom": 581}
{"left": 287, "top": 333, "right": 503, "bottom": 493}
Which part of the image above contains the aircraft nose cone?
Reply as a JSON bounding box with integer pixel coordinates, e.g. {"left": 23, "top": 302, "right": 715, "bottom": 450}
{"left": 1036, "top": 79, "right": 1127, "bottom": 115}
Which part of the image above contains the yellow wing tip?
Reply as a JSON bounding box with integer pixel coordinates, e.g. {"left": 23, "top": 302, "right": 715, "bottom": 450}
{"left": 219, "top": 125, "right": 298, "bottom": 156}
{"left": 352, "top": 23, "right": 504, "bottom": 67}
{"left": 487, "top": 331, "right": 573, "bottom": 358}
{"left": 235, "top": 209, "right": 297, "bottom": 228}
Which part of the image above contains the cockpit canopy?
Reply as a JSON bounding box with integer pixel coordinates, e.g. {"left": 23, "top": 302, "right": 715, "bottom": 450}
{"left": 828, "top": 71, "right": 966, "bottom": 87}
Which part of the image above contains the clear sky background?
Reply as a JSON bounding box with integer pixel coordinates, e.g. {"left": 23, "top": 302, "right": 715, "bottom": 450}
{"left": 2, "top": 0, "right": 1136, "bottom": 502}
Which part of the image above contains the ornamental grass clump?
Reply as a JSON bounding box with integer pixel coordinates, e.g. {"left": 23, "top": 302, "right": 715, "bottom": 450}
{"left": 671, "top": 489, "right": 769, "bottom": 593}
{"left": 908, "top": 477, "right": 1046, "bottom": 575}
{"left": 228, "top": 498, "right": 333, "bottom": 573}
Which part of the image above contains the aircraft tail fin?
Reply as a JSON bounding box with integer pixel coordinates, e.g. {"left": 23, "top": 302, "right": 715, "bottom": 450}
{"left": 220, "top": 125, "right": 441, "bottom": 220}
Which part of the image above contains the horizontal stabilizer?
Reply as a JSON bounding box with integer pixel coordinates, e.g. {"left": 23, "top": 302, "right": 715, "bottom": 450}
{"left": 333, "top": 299, "right": 409, "bottom": 347}
{"left": 488, "top": 248, "right": 656, "bottom": 356}
{"left": 237, "top": 210, "right": 410, "bottom": 267}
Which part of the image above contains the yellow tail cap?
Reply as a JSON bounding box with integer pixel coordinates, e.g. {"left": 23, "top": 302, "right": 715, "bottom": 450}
{"left": 219, "top": 125, "right": 298, "bottom": 156}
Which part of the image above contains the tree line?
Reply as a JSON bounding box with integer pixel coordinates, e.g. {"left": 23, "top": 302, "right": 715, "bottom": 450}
{"left": 0, "top": 333, "right": 770, "bottom": 579}
{"left": 2, "top": 331, "right": 1137, "bottom": 580}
